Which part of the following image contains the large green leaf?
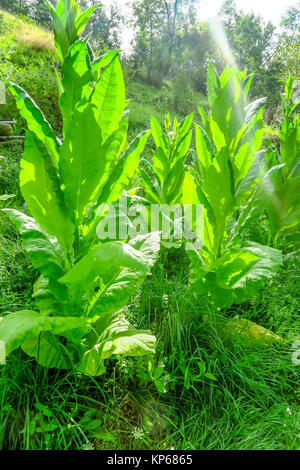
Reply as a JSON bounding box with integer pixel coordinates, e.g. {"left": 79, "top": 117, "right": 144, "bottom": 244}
{"left": 19, "top": 132, "right": 74, "bottom": 253}
{"left": 230, "top": 165, "right": 285, "bottom": 243}
{"left": 22, "top": 333, "right": 73, "bottom": 369}
{"left": 89, "top": 114, "right": 129, "bottom": 205}
{"left": 90, "top": 55, "right": 125, "bottom": 143}
{"left": 22, "top": 328, "right": 88, "bottom": 369}
{"left": 60, "top": 40, "right": 94, "bottom": 133}
{"left": 233, "top": 108, "right": 264, "bottom": 186}
{"left": 194, "top": 123, "right": 213, "bottom": 172}
{"left": 78, "top": 314, "right": 156, "bottom": 376}
{"left": 210, "top": 69, "right": 245, "bottom": 147}
{"left": 0, "top": 310, "right": 88, "bottom": 355}
{"left": 7, "top": 83, "right": 60, "bottom": 168}
{"left": 59, "top": 241, "right": 150, "bottom": 308}
{"left": 97, "top": 130, "right": 151, "bottom": 207}
{"left": 190, "top": 242, "right": 282, "bottom": 308}
{"left": 2, "top": 209, "right": 69, "bottom": 303}
{"left": 92, "top": 50, "right": 121, "bottom": 79}
{"left": 162, "top": 157, "right": 186, "bottom": 205}
{"left": 151, "top": 115, "right": 168, "bottom": 154}
{"left": 46, "top": 0, "right": 70, "bottom": 61}
{"left": 182, "top": 171, "right": 215, "bottom": 258}
{"left": 280, "top": 116, "right": 300, "bottom": 178}
{"left": 33, "top": 275, "right": 67, "bottom": 314}
{"left": 265, "top": 175, "right": 300, "bottom": 235}
{"left": 202, "top": 149, "right": 235, "bottom": 256}
{"left": 2, "top": 209, "right": 64, "bottom": 278}
{"left": 207, "top": 62, "right": 219, "bottom": 106}
{"left": 75, "top": 4, "right": 101, "bottom": 36}
{"left": 88, "top": 232, "right": 160, "bottom": 317}
{"left": 142, "top": 114, "right": 192, "bottom": 209}
{"left": 81, "top": 128, "right": 150, "bottom": 249}
{"left": 59, "top": 104, "right": 107, "bottom": 222}
{"left": 46, "top": 0, "right": 100, "bottom": 61}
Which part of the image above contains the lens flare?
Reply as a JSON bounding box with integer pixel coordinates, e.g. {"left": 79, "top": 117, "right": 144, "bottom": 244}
{"left": 208, "top": 18, "right": 236, "bottom": 67}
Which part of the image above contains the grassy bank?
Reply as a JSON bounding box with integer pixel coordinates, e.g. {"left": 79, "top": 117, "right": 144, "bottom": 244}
{"left": 0, "top": 9, "right": 298, "bottom": 451}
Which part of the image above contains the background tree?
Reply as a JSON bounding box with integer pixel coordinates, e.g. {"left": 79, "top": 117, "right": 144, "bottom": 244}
{"left": 275, "top": 2, "right": 300, "bottom": 82}
{"left": 0, "top": 0, "right": 30, "bottom": 15}
{"left": 131, "top": 0, "right": 165, "bottom": 84}
{"left": 131, "top": 0, "right": 199, "bottom": 84}
{"left": 80, "top": 0, "right": 123, "bottom": 51}
{"left": 217, "top": 0, "right": 282, "bottom": 107}
{"left": 29, "top": 0, "right": 53, "bottom": 26}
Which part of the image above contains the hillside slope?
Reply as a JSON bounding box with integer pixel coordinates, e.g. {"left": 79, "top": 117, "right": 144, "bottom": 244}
{"left": 0, "top": 9, "right": 208, "bottom": 138}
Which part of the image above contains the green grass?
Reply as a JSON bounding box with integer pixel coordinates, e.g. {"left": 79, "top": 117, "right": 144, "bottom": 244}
{"left": 264, "top": 125, "right": 279, "bottom": 139}
{"left": 0, "top": 248, "right": 299, "bottom": 449}
{"left": 0, "top": 209, "right": 299, "bottom": 449}
{"left": 125, "top": 76, "right": 208, "bottom": 138}
{"left": 0, "top": 8, "right": 299, "bottom": 452}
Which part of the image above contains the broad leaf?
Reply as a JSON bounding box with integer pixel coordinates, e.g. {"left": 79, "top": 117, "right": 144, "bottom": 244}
{"left": 59, "top": 241, "right": 150, "bottom": 309}
{"left": 20, "top": 132, "right": 74, "bottom": 253}
{"left": 7, "top": 83, "right": 60, "bottom": 168}
{"left": 2, "top": 209, "right": 68, "bottom": 302}
{"left": 88, "top": 232, "right": 160, "bottom": 317}
{"left": 60, "top": 41, "right": 94, "bottom": 133}
{"left": 78, "top": 314, "right": 156, "bottom": 376}
{"left": 190, "top": 242, "right": 282, "bottom": 308}
{"left": 59, "top": 104, "right": 107, "bottom": 222}
{"left": 0, "top": 310, "right": 88, "bottom": 355}
{"left": 90, "top": 56, "right": 125, "bottom": 142}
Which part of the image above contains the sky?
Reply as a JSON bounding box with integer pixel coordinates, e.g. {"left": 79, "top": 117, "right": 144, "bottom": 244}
{"left": 196, "top": 0, "right": 299, "bottom": 26}
{"left": 100, "top": 0, "right": 299, "bottom": 51}
{"left": 100, "top": 0, "right": 299, "bottom": 26}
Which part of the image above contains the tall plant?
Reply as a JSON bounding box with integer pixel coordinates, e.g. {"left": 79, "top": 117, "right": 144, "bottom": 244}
{"left": 139, "top": 113, "right": 193, "bottom": 249}
{"left": 0, "top": 0, "right": 159, "bottom": 376}
{"left": 140, "top": 113, "right": 193, "bottom": 206}
{"left": 262, "top": 75, "right": 300, "bottom": 249}
{"left": 183, "top": 65, "right": 282, "bottom": 309}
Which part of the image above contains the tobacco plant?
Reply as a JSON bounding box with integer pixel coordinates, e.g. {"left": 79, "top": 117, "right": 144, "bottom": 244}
{"left": 183, "top": 65, "right": 283, "bottom": 309}
{"left": 139, "top": 113, "right": 193, "bottom": 248}
{"left": 262, "top": 75, "right": 300, "bottom": 249}
{"left": 140, "top": 113, "right": 193, "bottom": 206}
{"left": 0, "top": 0, "right": 160, "bottom": 376}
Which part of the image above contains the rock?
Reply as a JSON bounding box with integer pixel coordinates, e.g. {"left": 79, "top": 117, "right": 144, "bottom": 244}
{"left": 220, "top": 317, "right": 284, "bottom": 347}
{"left": 0, "top": 123, "right": 12, "bottom": 136}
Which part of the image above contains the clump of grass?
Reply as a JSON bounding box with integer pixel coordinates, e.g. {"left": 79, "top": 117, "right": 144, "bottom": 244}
{"left": 15, "top": 23, "right": 55, "bottom": 54}
{"left": 0, "top": 142, "right": 34, "bottom": 313}
{"left": 0, "top": 7, "right": 299, "bottom": 451}
{"left": 264, "top": 125, "right": 279, "bottom": 138}
{"left": 0, "top": 244, "right": 299, "bottom": 450}
{"left": 0, "top": 8, "right": 55, "bottom": 54}
{"left": 111, "top": 255, "right": 300, "bottom": 450}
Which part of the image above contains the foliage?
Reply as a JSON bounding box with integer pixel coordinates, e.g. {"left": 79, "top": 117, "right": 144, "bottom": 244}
{"left": 45, "top": 0, "right": 101, "bottom": 62}
{"left": 0, "top": 0, "right": 160, "bottom": 376}
{"left": 131, "top": 0, "right": 165, "bottom": 84}
{"left": 183, "top": 64, "right": 282, "bottom": 308}
{"left": 219, "top": 0, "right": 277, "bottom": 105}
{"left": 0, "top": 1, "right": 299, "bottom": 452}
{"left": 80, "top": 0, "right": 123, "bottom": 52}
{"left": 131, "top": 0, "right": 198, "bottom": 85}
{"left": 138, "top": 113, "right": 193, "bottom": 250}
{"left": 0, "top": 0, "right": 30, "bottom": 16}
{"left": 275, "top": 2, "right": 300, "bottom": 83}
{"left": 262, "top": 75, "right": 300, "bottom": 248}
{"left": 140, "top": 113, "right": 193, "bottom": 205}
